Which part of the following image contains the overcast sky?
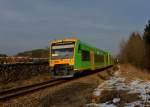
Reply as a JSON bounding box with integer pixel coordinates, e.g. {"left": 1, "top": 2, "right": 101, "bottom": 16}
{"left": 0, "top": 0, "right": 150, "bottom": 55}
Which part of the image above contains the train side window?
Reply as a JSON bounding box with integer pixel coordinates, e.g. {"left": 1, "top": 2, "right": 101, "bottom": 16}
{"left": 78, "top": 44, "right": 81, "bottom": 53}
{"left": 82, "top": 50, "right": 90, "bottom": 61}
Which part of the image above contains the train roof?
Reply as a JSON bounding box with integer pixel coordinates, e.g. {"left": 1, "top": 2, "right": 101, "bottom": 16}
{"left": 78, "top": 40, "right": 109, "bottom": 54}
{"left": 50, "top": 37, "right": 110, "bottom": 54}
{"left": 50, "top": 38, "right": 79, "bottom": 44}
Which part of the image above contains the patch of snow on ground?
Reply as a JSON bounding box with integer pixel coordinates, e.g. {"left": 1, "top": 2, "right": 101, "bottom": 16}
{"left": 93, "top": 89, "right": 103, "bottom": 96}
{"left": 86, "top": 69, "right": 150, "bottom": 107}
{"left": 86, "top": 102, "right": 116, "bottom": 107}
{"left": 113, "top": 98, "right": 120, "bottom": 103}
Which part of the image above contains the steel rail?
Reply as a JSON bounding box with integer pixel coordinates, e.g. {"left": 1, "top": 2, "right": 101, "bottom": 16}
{"left": 0, "top": 78, "right": 71, "bottom": 101}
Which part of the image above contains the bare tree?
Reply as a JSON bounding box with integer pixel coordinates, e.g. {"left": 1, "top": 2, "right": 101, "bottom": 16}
{"left": 119, "top": 32, "right": 147, "bottom": 69}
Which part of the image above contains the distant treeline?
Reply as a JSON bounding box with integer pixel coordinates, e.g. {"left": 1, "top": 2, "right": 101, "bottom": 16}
{"left": 0, "top": 54, "right": 7, "bottom": 57}
{"left": 16, "top": 48, "right": 49, "bottom": 58}
{"left": 119, "top": 20, "right": 150, "bottom": 69}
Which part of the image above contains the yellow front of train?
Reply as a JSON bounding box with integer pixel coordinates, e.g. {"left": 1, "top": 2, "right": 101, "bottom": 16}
{"left": 49, "top": 38, "right": 78, "bottom": 77}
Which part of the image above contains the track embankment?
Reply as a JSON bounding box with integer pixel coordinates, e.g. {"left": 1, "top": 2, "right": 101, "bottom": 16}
{"left": 1, "top": 65, "right": 115, "bottom": 107}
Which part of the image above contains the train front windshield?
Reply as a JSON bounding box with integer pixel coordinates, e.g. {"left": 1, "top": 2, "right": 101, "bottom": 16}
{"left": 51, "top": 44, "right": 74, "bottom": 59}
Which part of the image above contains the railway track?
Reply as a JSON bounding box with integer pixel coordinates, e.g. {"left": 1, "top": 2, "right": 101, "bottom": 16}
{"left": 0, "top": 78, "right": 71, "bottom": 101}
{"left": 0, "top": 65, "right": 113, "bottom": 101}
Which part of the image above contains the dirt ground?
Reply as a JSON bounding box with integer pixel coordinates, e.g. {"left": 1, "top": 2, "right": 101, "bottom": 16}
{"left": 0, "top": 67, "right": 114, "bottom": 107}
{"left": 120, "top": 64, "right": 150, "bottom": 81}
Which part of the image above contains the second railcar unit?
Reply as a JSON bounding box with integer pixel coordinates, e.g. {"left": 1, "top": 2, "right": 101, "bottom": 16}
{"left": 49, "top": 38, "right": 113, "bottom": 77}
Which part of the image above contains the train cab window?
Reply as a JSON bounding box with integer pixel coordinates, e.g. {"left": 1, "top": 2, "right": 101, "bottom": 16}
{"left": 82, "top": 50, "right": 90, "bottom": 61}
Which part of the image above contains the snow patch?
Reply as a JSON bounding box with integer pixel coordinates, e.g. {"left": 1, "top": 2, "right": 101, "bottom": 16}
{"left": 86, "top": 102, "right": 116, "bottom": 107}
{"left": 86, "top": 70, "right": 150, "bottom": 106}
{"left": 113, "top": 98, "right": 120, "bottom": 103}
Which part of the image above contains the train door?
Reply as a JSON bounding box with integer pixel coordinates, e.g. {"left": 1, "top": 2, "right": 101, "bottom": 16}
{"left": 90, "top": 51, "right": 95, "bottom": 70}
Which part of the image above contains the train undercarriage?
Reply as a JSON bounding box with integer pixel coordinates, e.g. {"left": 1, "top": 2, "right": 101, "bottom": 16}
{"left": 50, "top": 64, "right": 76, "bottom": 78}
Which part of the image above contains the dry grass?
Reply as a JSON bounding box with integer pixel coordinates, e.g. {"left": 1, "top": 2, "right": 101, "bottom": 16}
{"left": 120, "top": 64, "right": 150, "bottom": 82}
